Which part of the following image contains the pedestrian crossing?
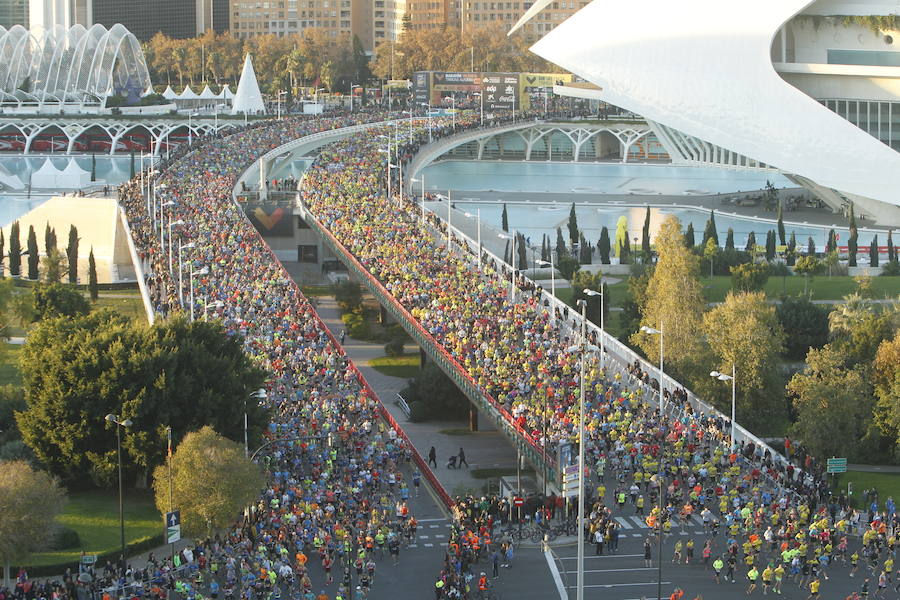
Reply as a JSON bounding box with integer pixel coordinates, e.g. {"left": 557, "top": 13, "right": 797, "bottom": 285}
{"left": 613, "top": 514, "right": 708, "bottom": 533}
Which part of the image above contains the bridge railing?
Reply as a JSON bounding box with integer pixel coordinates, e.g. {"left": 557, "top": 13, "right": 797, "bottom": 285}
{"left": 296, "top": 200, "right": 558, "bottom": 486}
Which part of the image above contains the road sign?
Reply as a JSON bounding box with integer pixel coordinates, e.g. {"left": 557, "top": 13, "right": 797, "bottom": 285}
{"left": 81, "top": 555, "right": 97, "bottom": 565}
{"left": 165, "top": 510, "right": 181, "bottom": 544}
{"left": 513, "top": 497, "right": 524, "bottom": 507}
{"left": 563, "top": 465, "right": 579, "bottom": 483}
{"left": 827, "top": 458, "right": 848, "bottom": 474}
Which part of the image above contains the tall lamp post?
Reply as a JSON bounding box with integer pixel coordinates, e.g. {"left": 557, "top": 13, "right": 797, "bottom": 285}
{"left": 535, "top": 257, "right": 556, "bottom": 324}
{"left": 246, "top": 388, "right": 267, "bottom": 457}
{"left": 584, "top": 287, "right": 605, "bottom": 370}
{"left": 640, "top": 325, "right": 665, "bottom": 415}
{"left": 710, "top": 365, "right": 736, "bottom": 453}
{"left": 167, "top": 219, "right": 184, "bottom": 274}
{"left": 105, "top": 414, "right": 133, "bottom": 572}
{"left": 463, "top": 209, "right": 481, "bottom": 266}
{"left": 410, "top": 176, "right": 426, "bottom": 225}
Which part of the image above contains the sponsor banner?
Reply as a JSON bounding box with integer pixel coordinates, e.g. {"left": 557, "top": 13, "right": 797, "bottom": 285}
{"left": 245, "top": 203, "right": 293, "bottom": 237}
{"left": 482, "top": 73, "right": 519, "bottom": 110}
{"left": 432, "top": 71, "right": 483, "bottom": 93}
{"left": 520, "top": 72, "right": 573, "bottom": 88}
{"left": 413, "top": 71, "right": 431, "bottom": 106}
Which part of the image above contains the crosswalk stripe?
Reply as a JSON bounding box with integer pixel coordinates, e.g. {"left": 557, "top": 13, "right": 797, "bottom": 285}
{"left": 408, "top": 544, "right": 418, "bottom": 548}
{"left": 614, "top": 517, "right": 633, "bottom": 530}
{"left": 631, "top": 533, "right": 642, "bottom": 538}
{"left": 629, "top": 517, "right": 647, "bottom": 528}
{"left": 419, "top": 535, "right": 429, "bottom": 539}
{"left": 424, "top": 543, "right": 434, "bottom": 547}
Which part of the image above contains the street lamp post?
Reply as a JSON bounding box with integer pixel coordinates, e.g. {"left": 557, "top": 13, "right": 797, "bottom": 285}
{"left": 178, "top": 242, "right": 194, "bottom": 307}
{"left": 411, "top": 176, "right": 426, "bottom": 225}
{"left": 535, "top": 256, "right": 556, "bottom": 323}
{"left": 498, "top": 230, "right": 517, "bottom": 301}
{"left": 640, "top": 325, "right": 665, "bottom": 415}
{"left": 187, "top": 113, "right": 199, "bottom": 145}
{"left": 246, "top": 388, "right": 267, "bottom": 457}
{"left": 710, "top": 365, "right": 736, "bottom": 453}
{"left": 189, "top": 266, "right": 209, "bottom": 322}
{"left": 464, "top": 209, "right": 481, "bottom": 266}
{"left": 583, "top": 288, "right": 604, "bottom": 370}
{"left": 167, "top": 219, "right": 184, "bottom": 274}
{"left": 105, "top": 414, "right": 133, "bottom": 573}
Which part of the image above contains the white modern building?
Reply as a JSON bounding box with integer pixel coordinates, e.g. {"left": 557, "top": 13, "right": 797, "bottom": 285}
{"left": 0, "top": 22, "right": 151, "bottom": 113}
{"left": 527, "top": 0, "right": 900, "bottom": 225}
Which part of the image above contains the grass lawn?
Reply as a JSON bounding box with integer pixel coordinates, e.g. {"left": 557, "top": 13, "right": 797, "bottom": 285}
{"left": 369, "top": 353, "right": 421, "bottom": 379}
{"left": 28, "top": 489, "right": 162, "bottom": 567}
{"left": 701, "top": 275, "right": 900, "bottom": 303}
{"left": 91, "top": 294, "right": 147, "bottom": 321}
{"left": 833, "top": 470, "right": 900, "bottom": 510}
{"left": 300, "top": 285, "right": 332, "bottom": 297}
{"left": 0, "top": 343, "right": 22, "bottom": 386}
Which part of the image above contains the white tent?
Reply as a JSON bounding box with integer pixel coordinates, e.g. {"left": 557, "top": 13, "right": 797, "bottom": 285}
{"left": 162, "top": 85, "right": 178, "bottom": 100}
{"left": 199, "top": 85, "right": 217, "bottom": 100}
{"left": 144, "top": 85, "right": 155, "bottom": 96}
{"left": 31, "top": 158, "right": 91, "bottom": 189}
{"left": 232, "top": 55, "right": 265, "bottom": 115}
{"left": 179, "top": 86, "right": 199, "bottom": 100}
{"left": 219, "top": 84, "right": 234, "bottom": 100}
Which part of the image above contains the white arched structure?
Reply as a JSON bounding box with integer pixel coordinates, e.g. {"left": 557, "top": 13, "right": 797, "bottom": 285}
{"left": 0, "top": 24, "right": 151, "bottom": 113}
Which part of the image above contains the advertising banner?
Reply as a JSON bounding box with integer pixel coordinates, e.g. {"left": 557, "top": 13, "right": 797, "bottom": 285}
{"left": 431, "top": 71, "right": 482, "bottom": 93}
{"left": 413, "top": 71, "right": 431, "bottom": 106}
{"left": 482, "top": 73, "right": 519, "bottom": 110}
{"left": 245, "top": 203, "right": 293, "bottom": 237}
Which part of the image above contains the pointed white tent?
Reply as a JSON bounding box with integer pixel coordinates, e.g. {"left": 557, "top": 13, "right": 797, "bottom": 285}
{"left": 31, "top": 158, "right": 91, "bottom": 189}
{"left": 232, "top": 55, "right": 265, "bottom": 115}
{"left": 199, "top": 85, "right": 217, "bottom": 100}
{"left": 179, "top": 86, "right": 199, "bottom": 100}
{"left": 219, "top": 84, "right": 234, "bottom": 100}
{"left": 162, "top": 85, "right": 178, "bottom": 100}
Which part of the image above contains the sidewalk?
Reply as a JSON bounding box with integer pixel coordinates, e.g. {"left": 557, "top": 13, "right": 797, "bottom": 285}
{"left": 312, "top": 295, "right": 520, "bottom": 498}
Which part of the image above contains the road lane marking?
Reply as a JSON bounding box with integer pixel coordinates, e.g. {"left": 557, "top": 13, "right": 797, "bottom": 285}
{"left": 544, "top": 546, "right": 568, "bottom": 600}
{"left": 614, "top": 517, "right": 632, "bottom": 529}
{"left": 583, "top": 568, "right": 656, "bottom": 573}
{"left": 558, "top": 554, "right": 642, "bottom": 560}
{"left": 567, "top": 582, "right": 671, "bottom": 588}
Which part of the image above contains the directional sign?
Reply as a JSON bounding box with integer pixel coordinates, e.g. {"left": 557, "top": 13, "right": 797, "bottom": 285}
{"left": 165, "top": 510, "right": 181, "bottom": 544}
{"left": 826, "top": 458, "right": 848, "bottom": 474}
{"left": 81, "top": 555, "right": 97, "bottom": 565}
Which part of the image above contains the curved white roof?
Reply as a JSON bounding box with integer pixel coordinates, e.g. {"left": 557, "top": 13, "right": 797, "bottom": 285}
{"left": 531, "top": 0, "right": 900, "bottom": 215}
{"left": 0, "top": 23, "right": 152, "bottom": 109}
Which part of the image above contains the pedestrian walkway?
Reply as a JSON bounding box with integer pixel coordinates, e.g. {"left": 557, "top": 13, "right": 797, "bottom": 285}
{"left": 309, "top": 294, "right": 520, "bottom": 499}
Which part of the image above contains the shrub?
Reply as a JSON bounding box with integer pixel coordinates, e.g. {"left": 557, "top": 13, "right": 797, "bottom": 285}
{"left": 333, "top": 281, "right": 362, "bottom": 312}
{"left": 384, "top": 338, "right": 405, "bottom": 357}
{"left": 730, "top": 262, "right": 771, "bottom": 292}
{"left": 341, "top": 307, "right": 369, "bottom": 339}
{"left": 48, "top": 527, "right": 81, "bottom": 550}
{"left": 776, "top": 297, "right": 829, "bottom": 360}
{"left": 882, "top": 260, "right": 900, "bottom": 276}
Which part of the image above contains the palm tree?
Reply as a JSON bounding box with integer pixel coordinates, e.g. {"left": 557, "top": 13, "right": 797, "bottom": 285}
{"left": 827, "top": 293, "right": 872, "bottom": 339}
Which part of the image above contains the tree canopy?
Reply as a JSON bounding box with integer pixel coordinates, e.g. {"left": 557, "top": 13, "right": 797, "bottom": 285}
{"left": 15, "top": 312, "right": 266, "bottom": 486}
{"left": 152, "top": 426, "right": 263, "bottom": 536}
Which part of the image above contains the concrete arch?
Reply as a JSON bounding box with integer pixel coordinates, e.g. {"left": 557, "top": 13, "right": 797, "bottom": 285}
{"left": 24, "top": 123, "right": 69, "bottom": 153}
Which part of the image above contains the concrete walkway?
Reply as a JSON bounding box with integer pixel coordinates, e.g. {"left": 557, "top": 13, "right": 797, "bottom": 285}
{"left": 311, "top": 295, "right": 521, "bottom": 498}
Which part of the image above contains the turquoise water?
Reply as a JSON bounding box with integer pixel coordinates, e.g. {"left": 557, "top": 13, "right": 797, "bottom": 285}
{"left": 422, "top": 160, "right": 794, "bottom": 195}
{"left": 0, "top": 194, "right": 53, "bottom": 227}
{"left": 0, "top": 155, "right": 150, "bottom": 188}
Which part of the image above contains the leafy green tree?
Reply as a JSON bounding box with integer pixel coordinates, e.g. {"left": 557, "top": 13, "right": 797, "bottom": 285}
{"left": 793, "top": 255, "right": 822, "bottom": 296}
{"left": 641, "top": 206, "right": 651, "bottom": 262}
{"left": 620, "top": 234, "right": 632, "bottom": 265}
{"left": 848, "top": 204, "right": 858, "bottom": 267}
{"left": 567, "top": 203, "right": 579, "bottom": 245}
{"left": 66, "top": 225, "right": 78, "bottom": 284}
{"left": 8, "top": 222, "right": 20, "bottom": 278}
{"left": 704, "top": 291, "right": 786, "bottom": 428}
{"left": 788, "top": 345, "right": 873, "bottom": 459}
{"left": 776, "top": 297, "right": 829, "bottom": 360}
{"left": 555, "top": 227, "right": 567, "bottom": 262}
{"left": 152, "top": 426, "right": 263, "bottom": 536}
{"left": 597, "top": 227, "right": 611, "bottom": 265}
{"left": 25, "top": 226, "right": 37, "bottom": 281}
{"left": 824, "top": 250, "right": 839, "bottom": 278}
{"left": 683, "top": 222, "right": 695, "bottom": 249}
{"left": 578, "top": 232, "right": 591, "bottom": 264}
{"left": 725, "top": 227, "right": 735, "bottom": 251}
{"left": 619, "top": 267, "right": 652, "bottom": 340}
{"left": 40, "top": 248, "right": 66, "bottom": 284}
{"left": 873, "top": 332, "right": 900, "bottom": 453}
{"left": 501, "top": 203, "right": 508, "bottom": 232}
{"left": 403, "top": 361, "right": 470, "bottom": 421}
{"left": 702, "top": 209, "right": 718, "bottom": 247}
{"left": 764, "top": 181, "right": 778, "bottom": 211}
{"left": 730, "top": 262, "right": 770, "bottom": 292}
{"left": 826, "top": 229, "right": 837, "bottom": 253}
{"left": 807, "top": 236, "right": 816, "bottom": 256}
{"left": 777, "top": 201, "right": 786, "bottom": 246}
{"left": 871, "top": 236, "right": 880, "bottom": 267}
{"left": 557, "top": 254, "right": 580, "bottom": 281}
{"left": 828, "top": 298, "right": 893, "bottom": 367}
{"left": 0, "top": 460, "right": 66, "bottom": 586}
{"left": 745, "top": 231, "right": 756, "bottom": 255}
{"left": 30, "top": 283, "right": 90, "bottom": 322}
{"left": 633, "top": 216, "right": 705, "bottom": 369}
{"left": 88, "top": 248, "right": 98, "bottom": 301}
{"left": 15, "top": 312, "right": 267, "bottom": 485}
{"left": 702, "top": 238, "right": 719, "bottom": 279}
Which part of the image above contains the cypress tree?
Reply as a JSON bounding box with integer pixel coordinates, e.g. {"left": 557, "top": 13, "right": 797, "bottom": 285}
{"left": 776, "top": 201, "right": 786, "bottom": 246}
{"left": 26, "top": 225, "right": 38, "bottom": 280}
{"left": 848, "top": 204, "right": 858, "bottom": 267}
{"left": 745, "top": 231, "right": 756, "bottom": 254}
{"left": 888, "top": 230, "right": 896, "bottom": 264}
{"left": 8, "top": 221, "right": 20, "bottom": 277}
{"left": 501, "top": 203, "right": 509, "bottom": 232}
{"left": 598, "top": 226, "right": 611, "bottom": 264}
{"left": 567, "top": 203, "right": 579, "bottom": 245}
{"left": 621, "top": 234, "right": 631, "bottom": 264}
{"left": 44, "top": 222, "right": 57, "bottom": 256}
{"left": 871, "top": 236, "right": 879, "bottom": 267}
{"left": 765, "top": 230, "right": 776, "bottom": 261}
{"left": 517, "top": 232, "right": 527, "bottom": 270}
{"left": 67, "top": 225, "right": 79, "bottom": 284}
{"left": 641, "top": 206, "right": 651, "bottom": 261}
{"left": 787, "top": 232, "right": 797, "bottom": 266}
{"left": 725, "top": 227, "right": 735, "bottom": 251}
{"left": 826, "top": 229, "right": 837, "bottom": 253}
{"left": 0, "top": 229, "right": 4, "bottom": 276}
{"left": 683, "top": 223, "right": 695, "bottom": 248}
{"left": 88, "top": 247, "right": 98, "bottom": 301}
{"left": 555, "top": 227, "right": 567, "bottom": 261}
{"left": 579, "top": 232, "right": 591, "bottom": 264}
{"left": 503, "top": 240, "right": 510, "bottom": 265}
{"left": 703, "top": 209, "right": 718, "bottom": 246}
{"left": 807, "top": 236, "right": 816, "bottom": 256}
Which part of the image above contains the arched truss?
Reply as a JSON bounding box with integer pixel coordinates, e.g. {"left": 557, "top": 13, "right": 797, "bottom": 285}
{"left": 442, "top": 123, "right": 656, "bottom": 163}
{"left": 0, "top": 24, "right": 151, "bottom": 111}
{"left": 0, "top": 119, "right": 234, "bottom": 155}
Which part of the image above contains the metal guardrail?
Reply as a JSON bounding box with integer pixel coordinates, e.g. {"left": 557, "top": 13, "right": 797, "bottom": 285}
{"left": 396, "top": 393, "right": 412, "bottom": 419}
{"left": 117, "top": 205, "right": 155, "bottom": 325}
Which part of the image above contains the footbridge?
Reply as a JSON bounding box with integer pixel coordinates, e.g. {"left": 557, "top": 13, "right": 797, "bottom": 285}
{"left": 234, "top": 119, "right": 787, "bottom": 490}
